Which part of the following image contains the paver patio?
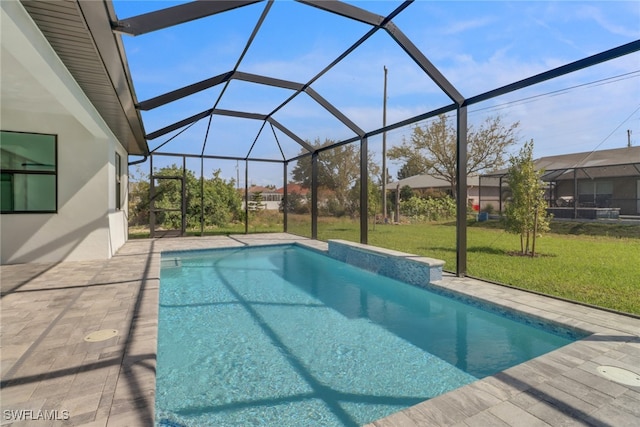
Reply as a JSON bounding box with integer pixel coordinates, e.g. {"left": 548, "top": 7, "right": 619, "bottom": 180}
{"left": 1, "top": 234, "right": 638, "bottom": 426}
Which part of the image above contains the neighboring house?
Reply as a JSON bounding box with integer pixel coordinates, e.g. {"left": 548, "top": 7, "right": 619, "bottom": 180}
{"left": 393, "top": 174, "right": 497, "bottom": 212}
{"left": 243, "top": 184, "right": 311, "bottom": 211}
{"left": 1, "top": 1, "right": 147, "bottom": 263}
{"left": 243, "top": 186, "right": 282, "bottom": 210}
{"left": 276, "top": 183, "right": 310, "bottom": 198}
{"left": 481, "top": 146, "right": 640, "bottom": 218}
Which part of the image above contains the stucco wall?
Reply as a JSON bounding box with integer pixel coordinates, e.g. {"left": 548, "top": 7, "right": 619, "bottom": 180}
{"left": 1, "top": 1, "right": 128, "bottom": 264}
{"left": 0, "top": 112, "right": 124, "bottom": 263}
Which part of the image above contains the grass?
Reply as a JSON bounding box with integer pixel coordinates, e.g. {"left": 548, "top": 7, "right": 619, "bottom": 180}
{"left": 129, "top": 216, "right": 640, "bottom": 315}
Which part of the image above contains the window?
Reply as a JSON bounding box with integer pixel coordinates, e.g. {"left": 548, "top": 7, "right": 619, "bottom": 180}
{"left": 578, "top": 180, "right": 613, "bottom": 207}
{"left": 0, "top": 131, "right": 57, "bottom": 213}
{"left": 115, "top": 152, "right": 122, "bottom": 210}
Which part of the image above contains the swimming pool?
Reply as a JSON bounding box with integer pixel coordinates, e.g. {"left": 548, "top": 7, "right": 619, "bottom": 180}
{"left": 156, "top": 243, "right": 584, "bottom": 427}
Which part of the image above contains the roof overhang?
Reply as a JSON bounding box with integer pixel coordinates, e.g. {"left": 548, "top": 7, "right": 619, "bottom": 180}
{"left": 20, "top": 0, "right": 148, "bottom": 156}
{"left": 481, "top": 146, "right": 640, "bottom": 181}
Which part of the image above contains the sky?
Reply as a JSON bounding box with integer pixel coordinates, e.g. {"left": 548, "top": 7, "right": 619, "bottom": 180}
{"left": 113, "top": 1, "right": 640, "bottom": 187}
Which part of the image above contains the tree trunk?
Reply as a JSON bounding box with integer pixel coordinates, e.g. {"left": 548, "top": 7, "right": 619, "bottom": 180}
{"left": 532, "top": 208, "right": 538, "bottom": 257}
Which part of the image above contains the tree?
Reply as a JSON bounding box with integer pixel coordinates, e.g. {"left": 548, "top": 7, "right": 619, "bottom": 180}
{"left": 150, "top": 164, "right": 198, "bottom": 229}
{"left": 396, "top": 156, "right": 425, "bottom": 180}
{"left": 388, "top": 114, "right": 519, "bottom": 196}
{"left": 290, "top": 138, "right": 379, "bottom": 216}
{"left": 129, "top": 165, "right": 242, "bottom": 230}
{"left": 504, "top": 140, "right": 551, "bottom": 256}
{"left": 247, "top": 191, "right": 266, "bottom": 211}
{"left": 128, "top": 166, "right": 150, "bottom": 226}
{"left": 279, "top": 191, "right": 309, "bottom": 214}
{"left": 195, "top": 169, "right": 243, "bottom": 227}
{"left": 400, "top": 185, "right": 414, "bottom": 201}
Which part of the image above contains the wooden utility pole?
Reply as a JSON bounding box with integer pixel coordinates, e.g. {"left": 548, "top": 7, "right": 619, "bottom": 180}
{"left": 382, "top": 65, "right": 388, "bottom": 221}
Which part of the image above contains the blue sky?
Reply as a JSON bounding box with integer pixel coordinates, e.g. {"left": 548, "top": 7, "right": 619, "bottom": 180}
{"left": 114, "top": 1, "right": 640, "bottom": 186}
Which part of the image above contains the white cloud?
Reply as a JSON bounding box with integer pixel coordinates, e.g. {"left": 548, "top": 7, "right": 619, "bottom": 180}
{"left": 442, "top": 16, "right": 496, "bottom": 35}
{"left": 578, "top": 5, "right": 640, "bottom": 39}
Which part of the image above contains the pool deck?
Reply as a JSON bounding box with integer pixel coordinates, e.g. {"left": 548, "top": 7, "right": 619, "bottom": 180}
{"left": 1, "top": 233, "right": 638, "bottom": 427}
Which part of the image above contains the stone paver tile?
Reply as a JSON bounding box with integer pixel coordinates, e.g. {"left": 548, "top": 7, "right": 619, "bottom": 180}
{"left": 399, "top": 404, "right": 448, "bottom": 426}
{"left": 474, "top": 376, "right": 524, "bottom": 401}
{"left": 526, "top": 356, "right": 573, "bottom": 378}
{"left": 0, "top": 344, "right": 31, "bottom": 363}
{"left": 548, "top": 375, "right": 614, "bottom": 408}
{"left": 490, "top": 369, "right": 539, "bottom": 395}
{"left": 106, "top": 395, "right": 154, "bottom": 426}
{"left": 48, "top": 352, "right": 89, "bottom": 372}
{"left": 564, "top": 365, "right": 629, "bottom": 398}
{"left": 61, "top": 392, "right": 102, "bottom": 421}
{"left": 543, "top": 349, "right": 585, "bottom": 370}
{"left": 527, "top": 382, "right": 598, "bottom": 419}
{"left": 617, "top": 352, "right": 640, "bottom": 369}
{"left": 30, "top": 375, "right": 76, "bottom": 400}
{"left": 369, "top": 409, "right": 419, "bottom": 427}
{"left": 418, "top": 395, "right": 469, "bottom": 425}
{"left": 560, "top": 340, "right": 606, "bottom": 362}
{"left": 69, "top": 418, "right": 107, "bottom": 427}
{"left": 105, "top": 408, "right": 150, "bottom": 427}
{"left": 60, "top": 411, "right": 97, "bottom": 427}
{"left": 608, "top": 391, "right": 640, "bottom": 418}
{"left": 0, "top": 382, "right": 39, "bottom": 406}
{"left": 457, "top": 409, "right": 511, "bottom": 427}
{"left": 488, "top": 401, "right": 552, "bottom": 427}
{"left": 509, "top": 389, "right": 544, "bottom": 410}
{"left": 66, "top": 370, "right": 112, "bottom": 399}
{"left": 435, "top": 384, "right": 504, "bottom": 417}
{"left": 526, "top": 399, "right": 595, "bottom": 427}
{"left": 588, "top": 402, "right": 640, "bottom": 427}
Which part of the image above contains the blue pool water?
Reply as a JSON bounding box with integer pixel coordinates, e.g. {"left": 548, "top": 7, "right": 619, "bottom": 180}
{"left": 156, "top": 244, "right": 582, "bottom": 427}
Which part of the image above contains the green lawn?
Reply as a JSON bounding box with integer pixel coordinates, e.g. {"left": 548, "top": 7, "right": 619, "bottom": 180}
{"left": 130, "top": 217, "right": 640, "bottom": 315}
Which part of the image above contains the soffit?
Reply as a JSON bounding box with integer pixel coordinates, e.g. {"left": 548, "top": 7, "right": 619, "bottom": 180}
{"left": 20, "top": 0, "right": 148, "bottom": 156}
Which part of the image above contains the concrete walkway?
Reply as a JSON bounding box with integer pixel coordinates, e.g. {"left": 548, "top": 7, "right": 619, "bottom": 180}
{"left": 1, "top": 234, "right": 638, "bottom": 426}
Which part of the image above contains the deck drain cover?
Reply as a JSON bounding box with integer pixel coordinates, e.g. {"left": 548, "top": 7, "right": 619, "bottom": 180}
{"left": 596, "top": 365, "right": 640, "bottom": 387}
{"left": 84, "top": 329, "right": 118, "bottom": 342}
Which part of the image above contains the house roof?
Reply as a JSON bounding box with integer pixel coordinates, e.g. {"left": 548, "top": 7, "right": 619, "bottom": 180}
{"left": 483, "top": 146, "right": 640, "bottom": 181}
{"left": 247, "top": 185, "right": 277, "bottom": 193}
{"left": 276, "top": 184, "right": 310, "bottom": 195}
{"left": 19, "top": 0, "right": 148, "bottom": 156}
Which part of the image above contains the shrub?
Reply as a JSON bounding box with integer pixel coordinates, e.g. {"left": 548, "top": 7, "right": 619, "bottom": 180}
{"left": 400, "top": 195, "right": 456, "bottom": 222}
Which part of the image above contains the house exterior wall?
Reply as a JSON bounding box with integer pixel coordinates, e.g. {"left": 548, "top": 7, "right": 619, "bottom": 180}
{"left": 1, "top": 1, "right": 128, "bottom": 264}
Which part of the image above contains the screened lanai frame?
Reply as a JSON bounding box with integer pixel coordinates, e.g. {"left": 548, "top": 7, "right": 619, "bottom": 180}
{"left": 114, "top": 0, "right": 640, "bottom": 276}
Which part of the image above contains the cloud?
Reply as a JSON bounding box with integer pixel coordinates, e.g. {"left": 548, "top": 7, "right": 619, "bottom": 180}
{"left": 531, "top": 16, "right": 581, "bottom": 52}
{"left": 578, "top": 5, "right": 640, "bottom": 39}
{"left": 442, "top": 16, "right": 495, "bottom": 35}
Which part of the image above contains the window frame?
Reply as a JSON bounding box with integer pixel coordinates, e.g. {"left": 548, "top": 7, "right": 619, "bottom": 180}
{"left": 0, "top": 130, "right": 58, "bottom": 214}
{"left": 115, "top": 152, "right": 122, "bottom": 210}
